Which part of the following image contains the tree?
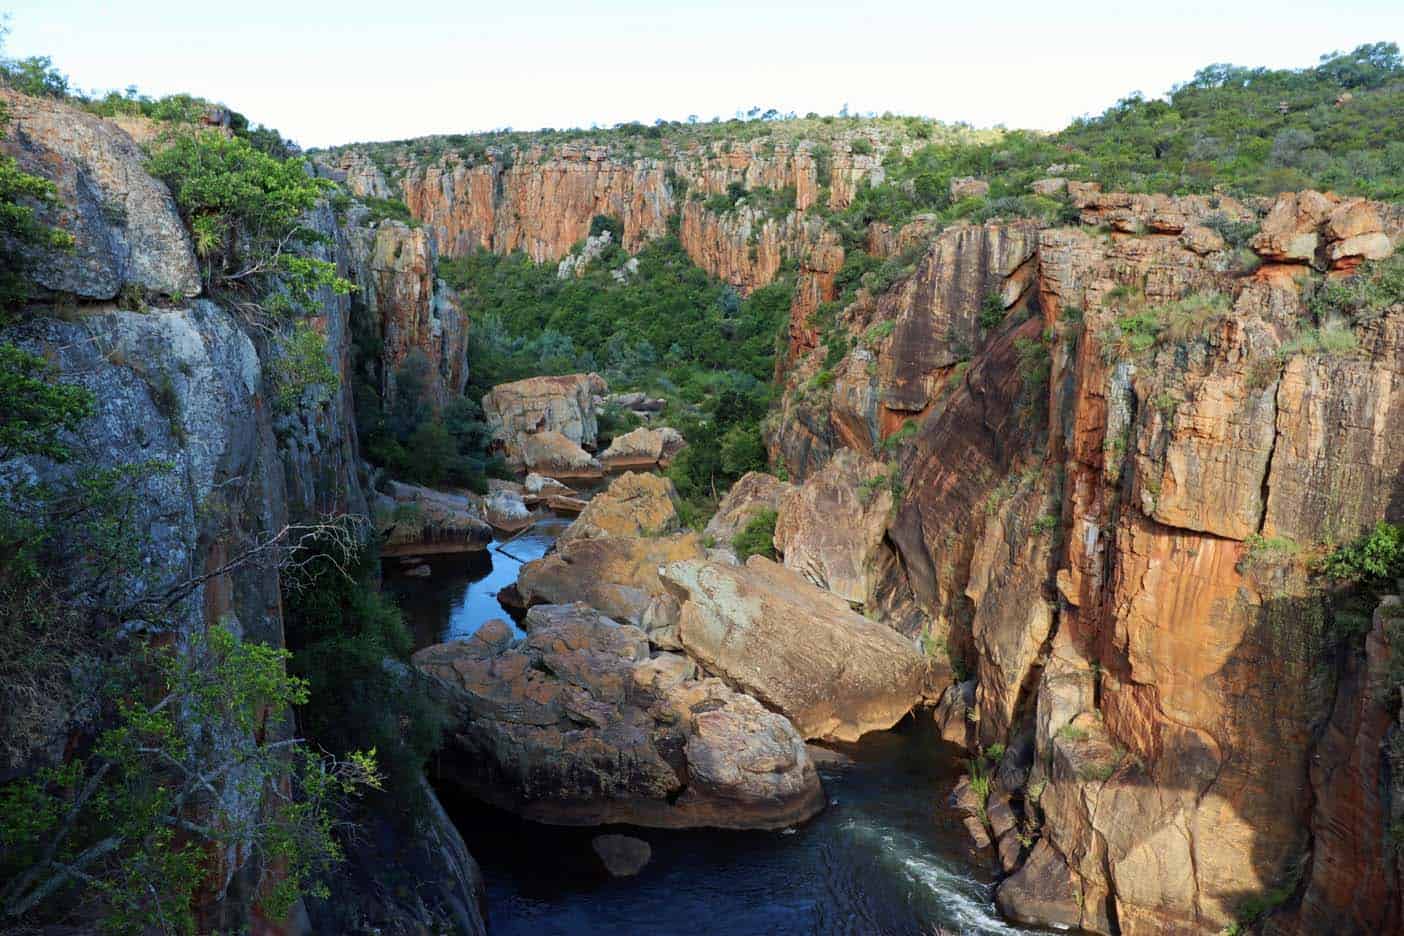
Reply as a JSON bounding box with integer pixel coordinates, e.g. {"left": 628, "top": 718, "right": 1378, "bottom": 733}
{"left": 0, "top": 625, "right": 380, "bottom": 933}
{"left": 144, "top": 133, "right": 351, "bottom": 324}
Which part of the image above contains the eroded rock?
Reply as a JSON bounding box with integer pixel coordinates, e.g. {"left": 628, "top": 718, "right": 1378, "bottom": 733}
{"left": 414, "top": 603, "right": 825, "bottom": 829}
{"left": 662, "top": 556, "right": 927, "bottom": 742}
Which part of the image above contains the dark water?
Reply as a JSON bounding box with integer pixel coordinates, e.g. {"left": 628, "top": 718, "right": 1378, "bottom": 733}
{"left": 385, "top": 517, "right": 571, "bottom": 645}
{"left": 440, "top": 717, "right": 1041, "bottom": 936}
{"left": 393, "top": 513, "right": 1044, "bottom": 936}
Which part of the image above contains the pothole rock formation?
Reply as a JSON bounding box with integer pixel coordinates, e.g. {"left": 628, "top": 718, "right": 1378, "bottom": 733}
{"left": 412, "top": 605, "right": 825, "bottom": 829}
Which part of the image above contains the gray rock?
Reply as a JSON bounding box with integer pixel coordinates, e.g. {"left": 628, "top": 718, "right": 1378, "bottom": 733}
{"left": 592, "top": 834, "right": 652, "bottom": 877}
{"left": 0, "top": 89, "right": 200, "bottom": 299}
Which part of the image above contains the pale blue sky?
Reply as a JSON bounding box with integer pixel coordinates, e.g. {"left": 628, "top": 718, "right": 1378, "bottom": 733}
{"left": 4, "top": 1, "right": 1400, "bottom": 148}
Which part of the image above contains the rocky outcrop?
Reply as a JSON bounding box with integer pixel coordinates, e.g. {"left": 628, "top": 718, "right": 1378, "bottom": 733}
{"left": 482, "top": 372, "right": 608, "bottom": 465}
{"left": 773, "top": 448, "right": 893, "bottom": 607}
{"left": 599, "top": 425, "right": 686, "bottom": 470}
{"left": 519, "top": 430, "right": 604, "bottom": 480}
{"left": 516, "top": 532, "right": 704, "bottom": 630}
{"left": 414, "top": 606, "right": 825, "bottom": 830}
{"left": 557, "top": 471, "right": 681, "bottom": 543}
{"left": 482, "top": 488, "right": 534, "bottom": 533}
{"left": 377, "top": 481, "right": 493, "bottom": 556}
{"left": 765, "top": 189, "right": 1404, "bottom": 934}
{"left": 0, "top": 88, "right": 201, "bottom": 299}
{"left": 767, "top": 219, "right": 1040, "bottom": 477}
{"left": 703, "top": 471, "right": 793, "bottom": 547}
{"left": 662, "top": 556, "right": 927, "bottom": 742}
{"left": 349, "top": 220, "right": 468, "bottom": 410}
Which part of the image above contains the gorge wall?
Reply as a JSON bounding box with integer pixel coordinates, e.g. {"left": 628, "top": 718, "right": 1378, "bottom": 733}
{"left": 0, "top": 88, "right": 482, "bottom": 934}
{"left": 762, "top": 184, "right": 1404, "bottom": 935}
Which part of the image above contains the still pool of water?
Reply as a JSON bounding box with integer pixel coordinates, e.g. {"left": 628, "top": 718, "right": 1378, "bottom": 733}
{"left": 441, "top": 716, "right": 1047, "bottom": 936}
{"left": 385, "top": 516, "right": 572, "bottom": 645}
{"left": 389, "top": 511, "right": 1050, "bottom": 936}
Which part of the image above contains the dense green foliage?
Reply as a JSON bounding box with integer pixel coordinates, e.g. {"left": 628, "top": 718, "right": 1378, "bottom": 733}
{"left": 824, "top": 42, "right": 1403, "bottom": 245}
{"left": 146, "top": 133, "right": 348, "bottom": 309}
{"left": 1321, "top": 522, "right": 1404, "bottom": 588}
{"left": 732, "top": 508, "right": 778, "bottom": 561}
{"left": 282, "top": 534, "right": 446, "bottom": 801}
{"left": 442, "top": 232, "right": 790, "bottom": 514}
{"left": 0, "top": 626, "right": 379, "bottom": 933}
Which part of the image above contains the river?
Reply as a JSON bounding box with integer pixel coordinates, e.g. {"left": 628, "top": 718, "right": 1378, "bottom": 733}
{"left": 385, "top": 517, "right": 1050, "bottom": 936}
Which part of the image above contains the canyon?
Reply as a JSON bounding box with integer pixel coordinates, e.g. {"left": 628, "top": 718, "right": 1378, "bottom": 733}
{"left": 2, "top": 55, "right": 1403, "bottom": 936}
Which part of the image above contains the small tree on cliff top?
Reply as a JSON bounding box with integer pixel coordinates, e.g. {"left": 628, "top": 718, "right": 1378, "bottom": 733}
{"left": 145, "top": 132, "right": 352, "bottom": 326}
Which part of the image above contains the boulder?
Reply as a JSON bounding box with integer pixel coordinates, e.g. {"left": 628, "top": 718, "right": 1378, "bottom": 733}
{"left": 592, "top": 835, "right": 652, "bottom": 877}
{"left": 774, "top": 449, "right": 892, "bottom": 607}
{"left": 516, "top": 532, "right": 704, "bottom": 628}
{"left": 995, "top": 841, "right": 1090, "bottom": 932}
{"left": 1250, "top": 190, "right": 1337, "bottom": 264}
{"left": 662, "top": 556, "right": 927, "bottom": 742}
{"left": 547, "top": 494, "right": 589, "bottom": 514}
{"left": 559, "top": 472, "right": 681, "bottom": 543}
{"left": 0, "top": 89, "right": 201, "bottom": 300}
{"left": 949, "top": 177, "right": 990, "bottom": 201}
{"left": 1030, "top": 177, "right": 1068, "bottom": 197}
{"left": 519, "top": 430, "right": 604, "bottom": 481}
{"left": 378, "top": 482, "right": 492, "bottom": 557}
{"left": 599, "top": 426, "right": 687, "bottom": 470}
{"left": 413, "top": 602, "right": 825, "bottom": 830}
{"left": 932, "top": 680, "right": 976, "bottom": 748}
{"left": 703, "top": 471, "right": 794, "bottom": 547}
{"left": 483, "top": 373, "right": 608, "bottom": 464}
{"left": 525, "top": 473, "right": 574, "bottom": 497}
{"left": 482, "top": 489, "right": 534, "bottom": 534}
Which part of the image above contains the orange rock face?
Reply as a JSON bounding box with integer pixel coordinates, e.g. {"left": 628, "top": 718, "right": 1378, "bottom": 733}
{"left": 765, "top": 191, "right": 1404, "bottom": 934}
{"left": 350, "top": 221, "right": 468, "bottom": 410}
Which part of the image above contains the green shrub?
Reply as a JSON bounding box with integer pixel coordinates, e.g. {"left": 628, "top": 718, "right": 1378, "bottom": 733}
{"left": 283, "top": 534, "right": 446, "bottom": 801}
{"left": 978, "top": 291, "right": 1007, "bottom": 329}
{"left": 146, "top": 133, "right": 351, "bottom": 317}
{"left": 732, "top": 508, "right": 778, "bottom": 561}
{"left": 1320, "top": 522, "right": 1404, "bottom": 586}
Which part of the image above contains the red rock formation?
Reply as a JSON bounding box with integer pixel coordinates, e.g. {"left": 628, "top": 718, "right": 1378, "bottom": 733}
{"left": 349, "top": 221, "right": 468, "bottom": 410}
{"left": 766, "top": 192, "right": 1404, "bottom": 934}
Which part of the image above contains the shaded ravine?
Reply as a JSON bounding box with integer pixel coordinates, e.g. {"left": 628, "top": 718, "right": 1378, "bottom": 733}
{"left": 390, "top": 516, "right": 1054, "bottom": 936}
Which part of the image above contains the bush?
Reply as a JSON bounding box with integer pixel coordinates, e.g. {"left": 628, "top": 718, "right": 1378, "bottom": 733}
{"left": 283, "top": 534, "right": 447, "bottom": 800}
{"left": 146, "top": 133, "right": 351, "bottom": 318}
{"left": 1320, "top": 522, "right": 1404, "bottom": 586}
{"left": 732, "top": 508, "right": 778, "bottom": 561}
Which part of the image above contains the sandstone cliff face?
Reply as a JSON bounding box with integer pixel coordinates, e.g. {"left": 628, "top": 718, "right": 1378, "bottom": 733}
{"left": 348, "top": 219, "right": 468, "bottom": 411}
{"left": 328, "top": 135, "right": 881, "bottom": 306}
{"left": 767, "top": 191, "right": 1404, "bottom": 934}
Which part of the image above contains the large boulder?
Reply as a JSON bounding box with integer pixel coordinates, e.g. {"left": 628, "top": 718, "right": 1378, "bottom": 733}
{"left": 0, "top": 89, "right": 200, "bottom": 300}
{"left": 377, "top": 481, "right": 493, "bottom": 556}
{"left": 413, "top": 605, "right": 825, "bottom": 830}
{"left": 482, "top": 488, "right": 534, "bottom": 534}
{"left": 661, "top": 556, "right": 927, "bottom": 742}
{"left": 558, "top": 471, "right": 681, "bottom": 543}
{"left": 519, "top": 430, "right": 604, "bottom": 481}
{"left": 599, "top": 426, "right": 687, "bottom": 470}
{"left": 773, "top": 449, "right": 893, "bottom": 607}
{"left": 483, "top": 373, "right": 608, "bottom": 464}
{"left": 703, "top": 471, "right": 794, "bottom": 546}
{"left": 516, "top": 532, "right": 704, "bottom": 628}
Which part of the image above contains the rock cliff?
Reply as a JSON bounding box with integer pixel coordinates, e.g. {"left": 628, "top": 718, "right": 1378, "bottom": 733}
{"left": 765, "top": 189, "right": 1404, "bottom": 934}
{"left": 0, "top": 90, "right": 482, "bottom": 934}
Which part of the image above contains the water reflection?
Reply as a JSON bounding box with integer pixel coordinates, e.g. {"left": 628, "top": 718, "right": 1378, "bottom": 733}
{"left": 385, "top": 516, "right": 572, "bottom": 647}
